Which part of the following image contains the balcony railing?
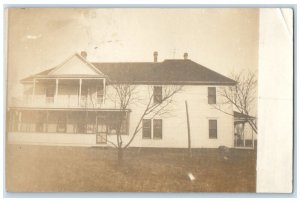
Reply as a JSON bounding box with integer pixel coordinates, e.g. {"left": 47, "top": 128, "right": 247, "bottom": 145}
{"left": 11, "top": 95, "right": 108, "bottom": 109}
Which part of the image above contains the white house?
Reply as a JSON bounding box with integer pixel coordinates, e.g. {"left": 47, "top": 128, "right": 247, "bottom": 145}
{"left": 7, "top": 51, "right": 239, "bottom": 148}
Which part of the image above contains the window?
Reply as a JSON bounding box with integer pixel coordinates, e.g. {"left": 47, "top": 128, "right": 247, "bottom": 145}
{"left": 120, "top": 114, "right": 129, "bottom": 135}
{"left": 46, "top": 87, "right": 55, "bottom": 103}
{"left": 153, "top": 86, "right": 162, "bottom": 104}
{"left": 209, "top": 120, "right": 218, "bottom": 139}
{"left": 36, "top": 112, "right": 45, "bottom": 132}
{"left": 57, "top": 113, "right": 66, "bottom": 133}
{"left": 142, "top": 119, "right": 151, "bottom": 139}
{"left": 106, "top": 112, "right": 128, "bottom": 135}
{"left": 80, "top": 87, "right": 88, "bottom": 106}
{"left": 153, "top": 119, "right": 163, "bottom": 139}
{"left": 97, "top": 86, "right": 104, "bottom": 104}
{"left": 208, "top": 87, "right": 216, "bottom": 104}
{"left": 77, "top": 123, "right": 86, "bottom": 134}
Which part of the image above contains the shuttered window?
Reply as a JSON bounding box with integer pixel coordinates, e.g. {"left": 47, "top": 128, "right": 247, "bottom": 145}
{"left": 209, "top": 120, "right": 218, "bottom": 139}
{"left": 46, "top": 86, "right": 55, "bottom": 104}
{"left": 208, "top": 87, "right": 216, "bottom": 104}
{"left": 154, "top": 86, "right": 162, "bottom": 104}
{"left": 142, "top": 119, "right": 151, "bottom": 139}
{"left": 153, "top": 119, "right": 163, "bottom": 139}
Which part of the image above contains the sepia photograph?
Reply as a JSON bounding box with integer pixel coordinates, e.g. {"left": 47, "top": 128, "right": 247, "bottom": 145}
{"left": 4, "top": 7, "right": 293, "bottom": 193}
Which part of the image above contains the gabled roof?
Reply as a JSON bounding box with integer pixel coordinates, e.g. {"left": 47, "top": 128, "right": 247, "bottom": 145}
{"left": 48, "top": 53, "right": 105, "bottom": 76}
{"left": 21, "top": 54, "right": 236, "bottom": 85}
{"left": 21, "top": 53, "right": 106, "bottom": 83}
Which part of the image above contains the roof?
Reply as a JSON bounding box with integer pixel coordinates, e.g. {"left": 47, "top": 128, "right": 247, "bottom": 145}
{"left": 21, "top": 55, "right": 236, "bottom": 85}
{"left": 234, "top": 111, "right": 256, "bottom": 120}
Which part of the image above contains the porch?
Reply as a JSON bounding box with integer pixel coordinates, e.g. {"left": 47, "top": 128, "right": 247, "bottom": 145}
{"left": 7, "top": 108, "right": 129, "bottom": 146}
{"left": 233, "top": 111, "right": 257, "bottom": 149}
{"left": 21, "top": 78, "right": 106, "bottom": 108}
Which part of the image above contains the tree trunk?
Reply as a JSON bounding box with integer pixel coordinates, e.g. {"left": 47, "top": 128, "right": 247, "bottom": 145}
{"left": 117, "top": 148, "right": 123, "bottom": 166}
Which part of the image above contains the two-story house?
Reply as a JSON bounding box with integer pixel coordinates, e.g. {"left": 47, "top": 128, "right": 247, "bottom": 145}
{"left": 7, "top": 51, "right": 237, "bottom": 148}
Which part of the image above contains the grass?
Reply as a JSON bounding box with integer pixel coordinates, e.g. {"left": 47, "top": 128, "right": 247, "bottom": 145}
{"left": 6, "top": 144, "right": 256, "bottom": 192}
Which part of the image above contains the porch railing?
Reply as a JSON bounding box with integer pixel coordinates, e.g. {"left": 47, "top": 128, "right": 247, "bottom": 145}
{"left": 11, "top": 95, "right": 106, "bottom": 109}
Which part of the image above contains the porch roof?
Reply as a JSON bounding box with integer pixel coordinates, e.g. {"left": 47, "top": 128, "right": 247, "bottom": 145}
{"left": 234, "top": 111, "right": 256, "bottom": 122}
{"left": 8, "top": 107, "right": 131, "bottom": 112}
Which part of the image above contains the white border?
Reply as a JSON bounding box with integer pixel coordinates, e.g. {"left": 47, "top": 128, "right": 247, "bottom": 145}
{"left": 1, "top": 0, "right": 298, "bottom": 200}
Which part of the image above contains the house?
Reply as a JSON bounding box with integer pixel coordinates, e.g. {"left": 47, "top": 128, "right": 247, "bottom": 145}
{"left": 7, "top": 51, "right": 237, "bottom": 148}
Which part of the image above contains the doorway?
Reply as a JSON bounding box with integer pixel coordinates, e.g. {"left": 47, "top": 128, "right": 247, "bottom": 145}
{"left": 96, "top": 115, "right": 107, "bottom": 144}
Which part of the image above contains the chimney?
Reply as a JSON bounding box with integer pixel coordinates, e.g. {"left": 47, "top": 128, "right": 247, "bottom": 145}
{"left": 184, "top": 52, "right": 188, "bottom": 60}
{"left": 81, "top": 51, "right": 87, "bottom": 59}
{"left": 153, "top": 51, "right": 158, "bottom": 62}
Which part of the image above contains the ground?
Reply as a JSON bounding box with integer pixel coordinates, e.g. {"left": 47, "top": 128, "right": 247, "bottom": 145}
{"left": 6, "top": 144, "right": 256, "bottom": 192}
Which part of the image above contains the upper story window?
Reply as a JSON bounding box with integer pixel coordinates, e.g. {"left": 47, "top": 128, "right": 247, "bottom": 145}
{"left": 208, "top": 87, "right": 216, "bottom": 104}
{"left": 97, "top": 86, "right": 104, "bottom": 104}
{"left": 46, "top": 86, "right": 55, "bottom": 103}
{"left": 209, "top": 120, "right": 218, "bottom": 139}
{"left": 153, "top": 86, "right": 162, "bottom": 104}
{"left": 81, "top": 86, "right": 88, "bottom": 97}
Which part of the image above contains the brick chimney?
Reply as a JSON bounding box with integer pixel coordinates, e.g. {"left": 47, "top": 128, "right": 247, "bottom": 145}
{"left": 81, "top": 51, "right": 87, "bottom": 59}
{"left": 153, "top": 51, "right": 158, "bottom": 62}
{"left": 184, "top": 52, "right": 188, "bottom": 60}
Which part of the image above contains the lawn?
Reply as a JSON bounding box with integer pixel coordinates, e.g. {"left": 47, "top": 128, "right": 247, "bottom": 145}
{"left": 6, "top": 144, "right": 256, "bottom": 192}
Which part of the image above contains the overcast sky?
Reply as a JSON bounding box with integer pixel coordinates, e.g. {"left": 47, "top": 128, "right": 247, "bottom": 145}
{"left": 7, "top": 8, "right": 259, "bottom": 98}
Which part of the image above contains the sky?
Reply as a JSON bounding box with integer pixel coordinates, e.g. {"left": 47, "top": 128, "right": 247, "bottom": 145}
{"left": 6, "top": 8, "right": 259, "bottom": 99}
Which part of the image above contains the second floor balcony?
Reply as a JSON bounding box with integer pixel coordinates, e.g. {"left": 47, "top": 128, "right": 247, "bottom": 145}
{"left": 14, "top": 78, "right": 108, "bottom": 109}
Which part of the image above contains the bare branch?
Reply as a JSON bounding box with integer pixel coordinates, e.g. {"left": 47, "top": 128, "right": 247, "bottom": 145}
{"left": 216, "top": 70, "right": 257, "bottom": 134}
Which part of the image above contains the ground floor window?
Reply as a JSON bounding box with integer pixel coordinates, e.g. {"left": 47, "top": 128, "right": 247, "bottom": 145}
{"left": 142, "top": 119, "right": 163, "bottom": 139}
{"left": 209, "top": 120, "right": 218, "bottom": 139}
{"left": 153, "top": 119, "right": 162, "bottom": 139}
{"left": 142, "top": 119, "right": 151, "bottom": 139}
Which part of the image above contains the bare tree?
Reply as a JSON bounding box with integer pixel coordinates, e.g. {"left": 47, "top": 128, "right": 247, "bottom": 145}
{"left": 214, "top": 71, "right": 257, "bottom": 134}
{"left": 107, "top": 84, "right": 182, "bottom": 165}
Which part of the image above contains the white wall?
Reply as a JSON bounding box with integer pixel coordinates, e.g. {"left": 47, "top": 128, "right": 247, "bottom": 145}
{"left": 106, "top": 85, "right": 234, "bottom": 148}
{"left": 8, "top": 84, "right": 234, "bottom": 148}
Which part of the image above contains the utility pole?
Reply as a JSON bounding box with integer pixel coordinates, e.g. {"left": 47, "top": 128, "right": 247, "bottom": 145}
{"left": 185, "top": 100, "right": 192, "bottom": 158}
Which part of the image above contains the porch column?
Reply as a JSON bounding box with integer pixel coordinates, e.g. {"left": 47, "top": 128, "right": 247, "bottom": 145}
{"left": 45, "top": 110, "right": 49, "bottom": 132}
{"left": 78, "top": 79, "right": 82, "bottom": 106}
{"left": 66, "top": 111, "right": 69, "bottom": 133}
{"left": 18, "top": 111, "right": 22, "bottom": 132}
{"left": 243, "top": 123, "right": 246, "bottom": 147}
{"left": 32, "top": 79, "right": 36, "bottom": 102}
{"left": 103, "top": 78, "right": 106, "bottom": 104}
{"left": 55, "top": 79, "right": 59, "bottom": 104}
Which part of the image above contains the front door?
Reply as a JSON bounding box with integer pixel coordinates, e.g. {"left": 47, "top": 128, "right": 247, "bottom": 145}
{"left": 96, "top": 116, "right": 107, "bottom": 144}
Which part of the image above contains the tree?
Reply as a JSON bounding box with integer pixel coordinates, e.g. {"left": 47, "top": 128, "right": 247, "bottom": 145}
{"left": 106, "top": 84, "right": 182, "bottom": 165}
{"left": 214, "top": 71, "right": 257, "bottom": 134}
